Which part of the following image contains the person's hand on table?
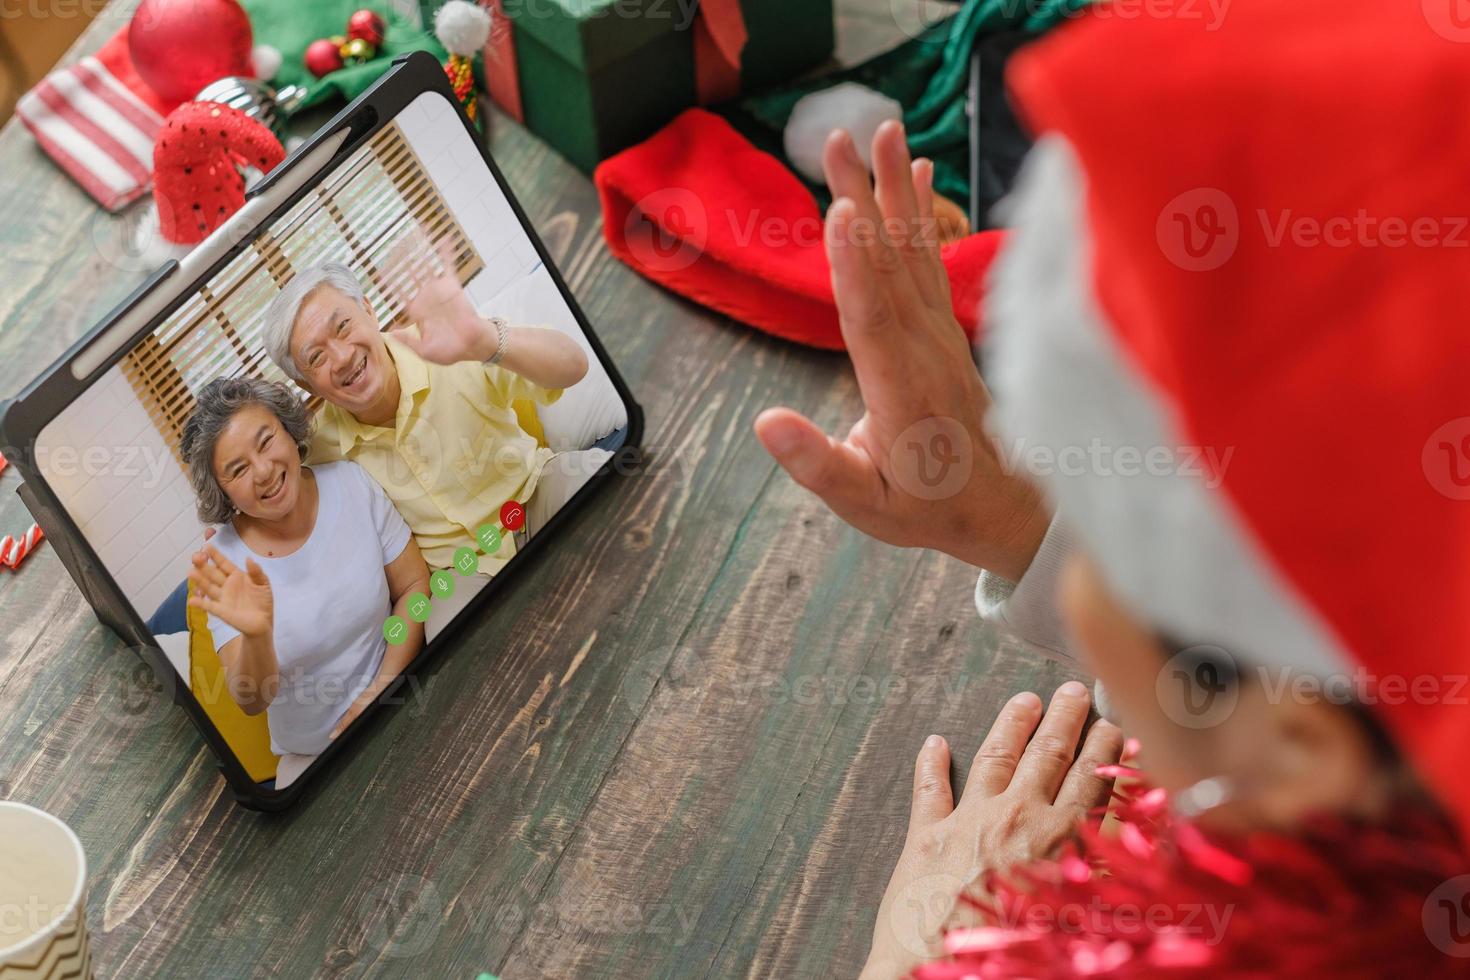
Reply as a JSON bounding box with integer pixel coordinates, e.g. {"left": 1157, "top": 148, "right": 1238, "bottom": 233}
{"left": 860, "top": 683, "right": 1124, "bottom": 980}
{"left": 754, "top": 122, "right": 1050, "bottom": 582}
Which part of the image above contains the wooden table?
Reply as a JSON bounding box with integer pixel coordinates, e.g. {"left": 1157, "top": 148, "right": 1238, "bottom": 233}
{"left": 0, "top": 3, "right": 1085, "bottom": 977}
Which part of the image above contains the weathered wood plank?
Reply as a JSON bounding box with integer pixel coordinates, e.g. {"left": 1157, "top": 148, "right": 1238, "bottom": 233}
{"left": 0, "top": 3, "right": 1081, "bottom": 979}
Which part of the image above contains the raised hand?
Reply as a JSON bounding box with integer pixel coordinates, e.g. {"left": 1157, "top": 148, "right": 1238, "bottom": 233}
{"left": 754, "top": 122, "right": 1049, "bottom": 582}
{"left": 384, "top": 230, "right": 499, "bottom": 365}
{"left": 187, "top": 544, "right": 274, "bottom": 640}
{"left": 860, "top": 685, "right": 1124, "bottom": 979}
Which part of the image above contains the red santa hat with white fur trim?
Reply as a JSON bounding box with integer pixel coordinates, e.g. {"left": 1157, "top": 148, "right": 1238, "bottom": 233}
{"left": 984, "top": 0, "right": 1470, "bottom": 842}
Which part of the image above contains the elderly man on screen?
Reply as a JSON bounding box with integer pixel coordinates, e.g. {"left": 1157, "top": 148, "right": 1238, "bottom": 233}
{"left": 261, "top": 245, "right": 606, "bottom": 609}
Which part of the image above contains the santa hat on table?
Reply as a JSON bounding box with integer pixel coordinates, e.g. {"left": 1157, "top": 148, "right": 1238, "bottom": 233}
{"left": 986, "top": 0, "right": 1470, "bottom": 846}
{"left": 596, "top": 108, "right": 1003, "bottom": 350}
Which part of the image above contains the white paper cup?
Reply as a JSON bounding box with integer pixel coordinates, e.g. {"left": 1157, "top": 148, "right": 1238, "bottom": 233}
{"left": 0, "top": 803, "right": 91, "bottom": 980}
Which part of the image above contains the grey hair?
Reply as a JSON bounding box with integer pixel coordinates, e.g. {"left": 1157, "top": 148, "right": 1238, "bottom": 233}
{"left": 261, "top": 261, "right": 368, "bottom": 384}
{"left": 181, "top": 377, "right": 312, "bottom": 525}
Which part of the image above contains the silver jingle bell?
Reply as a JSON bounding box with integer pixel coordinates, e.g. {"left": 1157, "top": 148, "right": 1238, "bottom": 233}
{"left": 192, "top": 77, "right": 307, "bottom": 142}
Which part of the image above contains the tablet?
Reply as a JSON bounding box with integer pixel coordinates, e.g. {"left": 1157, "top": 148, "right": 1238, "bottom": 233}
{"left": 0, "top": 52, "right": 643, "bottom": 810}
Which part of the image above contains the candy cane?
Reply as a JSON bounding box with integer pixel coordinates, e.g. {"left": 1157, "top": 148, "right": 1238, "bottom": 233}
{"left": 1, "top": 524, "right": 43, "bottom": 569}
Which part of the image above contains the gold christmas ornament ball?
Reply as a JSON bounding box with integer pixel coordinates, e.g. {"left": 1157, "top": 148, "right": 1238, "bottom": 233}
{"left": 340, "top": 37, "right": 376, "bottom": 63}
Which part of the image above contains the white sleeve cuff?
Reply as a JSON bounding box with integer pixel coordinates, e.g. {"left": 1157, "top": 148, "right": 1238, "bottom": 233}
{"left": 974, "top": 518, "right": 1076, "bottom": 658}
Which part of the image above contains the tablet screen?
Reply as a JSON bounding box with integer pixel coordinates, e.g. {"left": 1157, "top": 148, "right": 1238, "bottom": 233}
{"left": 31, "top": 93, "right": 630, "bottom": 790}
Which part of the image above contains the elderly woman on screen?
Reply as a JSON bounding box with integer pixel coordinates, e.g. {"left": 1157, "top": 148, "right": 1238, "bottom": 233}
{"left": 180, "top": 377, "right": 430, "bottom": 757}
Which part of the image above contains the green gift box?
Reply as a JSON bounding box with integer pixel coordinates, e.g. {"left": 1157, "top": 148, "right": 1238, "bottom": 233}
{"left": 461, "top": 0, "right": 835, "bottom": 172}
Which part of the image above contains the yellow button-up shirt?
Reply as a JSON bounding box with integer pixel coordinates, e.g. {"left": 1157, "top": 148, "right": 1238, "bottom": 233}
{"left": 309, "top": 335, "right": 561, "bottom": 575}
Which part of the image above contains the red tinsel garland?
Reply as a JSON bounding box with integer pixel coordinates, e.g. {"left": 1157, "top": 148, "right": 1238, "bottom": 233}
{"left": 912, "top": 761, "right": 1470, "bottom": 978}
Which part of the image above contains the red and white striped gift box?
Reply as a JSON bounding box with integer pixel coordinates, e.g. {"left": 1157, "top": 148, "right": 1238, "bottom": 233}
{"left": 15, "top": 25, "right": 180, "bottom": 212}
{"left": 17, "top": 54, "right": 164, "bottom": 211}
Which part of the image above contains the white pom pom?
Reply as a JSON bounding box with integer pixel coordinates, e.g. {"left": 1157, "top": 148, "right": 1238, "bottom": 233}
{"left": 250, "top": 44, "right": 282, "bottom": 82}
{"left": 435, "top": 0, "right": 493, "bottom": 57}
{"left": 783, "top": 82, "right": 903, "bottom": 185}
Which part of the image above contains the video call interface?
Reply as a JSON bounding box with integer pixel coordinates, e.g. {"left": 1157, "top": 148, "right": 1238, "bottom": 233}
{"left": 35, "top": 93, "right": 629, "bottom": 790}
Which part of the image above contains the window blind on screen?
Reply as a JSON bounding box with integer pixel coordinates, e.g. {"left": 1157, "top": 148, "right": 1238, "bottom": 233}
{"left": 121, "top": 121, "right": 486, "bottom": 467}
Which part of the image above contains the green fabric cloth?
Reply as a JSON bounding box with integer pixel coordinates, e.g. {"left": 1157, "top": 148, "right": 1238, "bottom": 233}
{"left": 243, "top": 0, "right": 447, "bottom": 110}
{"left": 723, "top": 0, "right": 1090, "bottom": 209}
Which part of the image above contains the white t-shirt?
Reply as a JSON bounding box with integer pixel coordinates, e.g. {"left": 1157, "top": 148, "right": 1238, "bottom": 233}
{"left": 208, "top": 461, "right": 411, "bottom": 756}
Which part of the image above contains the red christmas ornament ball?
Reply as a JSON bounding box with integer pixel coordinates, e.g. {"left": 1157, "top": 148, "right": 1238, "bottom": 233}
{"left": 347, "top": 9, "right": 386, "bottom": 48}
{"left": 128, "top": 0, "right": 254, "bottom": 103}
{"left": 305, "top": 38, "right": 345, "bottom": 78}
